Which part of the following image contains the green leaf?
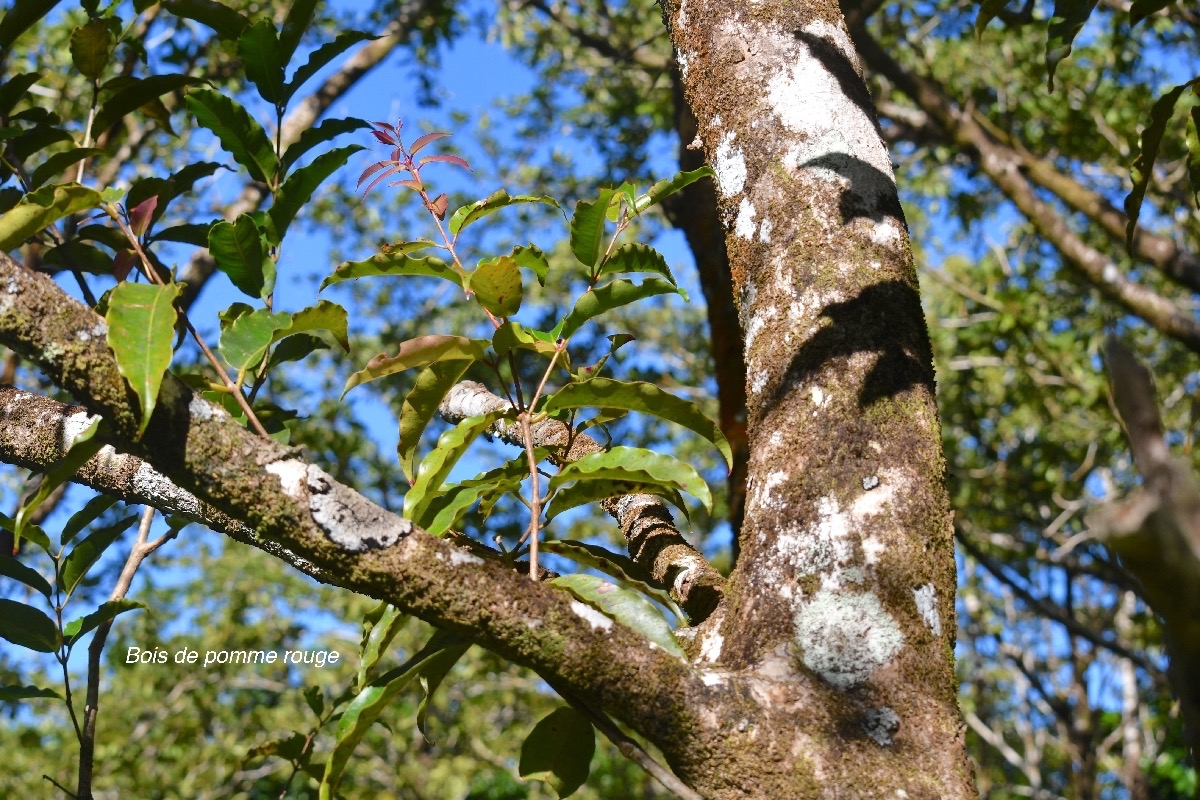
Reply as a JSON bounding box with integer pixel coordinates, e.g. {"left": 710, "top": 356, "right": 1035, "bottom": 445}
{"left": 70, "top": 18, "right": 116, "bottom": 81}
{"left": 606, "top": 181, "right": 636, "bottom": 221}
{"left": 0, "top": 73, "right": 41, "bottom": 116}
{"left": 321, "top": 247, "right": 455, "bottom": 291}
{"left": 153, "top": 222, "right": 213, "bottom": 246}
{"left": 544, "top": 378, "right": 732, "bottom": 468}
{"left": 0, "top": 599, "right": 59, "bottom": 653}
{"left": 356, "top": 603, "right": 407, "bottom": 689}
{"left": 266, "top": 333, "right": 329, "bottom": 370}
{"left": 238, "top": 19, "right": 285, "bottom": 106}
{"left": 106, "top": 281, "right": 182, "bottom": 434}
{"left": 597, "top": 242, "right": 677, "bottom": 285}
{"left": 60, "top": 493, "right": 119, "bottom": 547}
{"left": 0, "top": 554, "right": 52, "bottom": 598}
{"left": 635, "top": 166, "right": 713, "bottom": 213}
{"left": 0, "top": 182, "right": 101, "bottom": 250}
{"left": 343, "top": 335, "right": 488, "bottom": 397}
{"left": 208, "top": 214, "right": 272, "bottom": 297}
{"left": 398, "top": 360, "right": 474, "bottom": 483}
{"left": 281, "top": 116, "right": 369, "bottom": 171}
{"left": 468, "top": 255, "right": 522, "bottom": 317}
{"left": 94, "top": 74, "right": 202, "bottom": 133}
{"left": 448, "top": 189, "right": 562, "bottom": 236}
{"left": 974, "top": 0, "right": 1012, "bottom": 37}
{"left": 247, "top": 731, "right": 308, "bottom": 761}
{"left": 29, "top": 147, "right": 106, "bottom": 189}
{"left": 130, "top": 161, "right": 224, "bottom": 232}
{"left": 0, "top": 512, "right": 51, "bottom": 555}
{"left": 160, "top": 0, "right": 250, "bottom": 40}
{"left": 0, "top": 0, "right": 62, "bottom": 54}
{"left": 280, "top": 0, "right": 319, "bottom": 64}
{"left": 275, "top": 299, "right": 349, "bottom": 351}
{"left": 405, "top": 411, "right": 510, "bottom": 524}
{"left": 509, "top": 243, "right": 550, "bottom": 285}
{"left": 552, "top": 573, "right": 684, "bottom": 657}
{"left": 549, "top": 446, "right": 712, "bottom": 512}
{"left": 419, "top": 456, "right": 539, "bottom": 535}
{"left": 519, "top": 706, "right": 596, "bottom": 797}
{"left": 541, "top": 540, "right": 682, "bottom": 620}
{"left": 572, "top": 333, "right": 633, "bottom": 380}
{"left": 269, "top": 144, "right": 362, "bottom": 241}
{"left": 63, "top": 599, "right": 146, "bottom": 642}
{"left": 1125, "top": 80, "right": 1195, "bottom": 250}
{"left": 559, "top": 278, "right": 680, "bottom": 339}
{"left": 545, "top": 478, "right": 689, "bottom": 524}
{"left": 416, "top": 638, "right": 471, "bottom": 742}
{"left": 0, "top": 684, "right": 63, "bottom": 701}
{"left": 1045, "top": 0, "right": 1099, "bottom": 92}
{"left": 60, "top": 513, "right": 139, "bottom": 598}
{"left": 185, "top": 88, "right": 279, "bottom": 184}
{"left": 1187, "top": 107, "right": 1200, "bottom": 208}
{"left": 220, "top": 308, "right": 290, "bottom": 370}
{"left": 569, "top": 189, "right": 615, "bottom": 268}
{"left": 13, "top": 417, "right": 104, "bottom": 548}
{"left": 321, "top": 631, "right": 471, "bottom": 799}
{"left": 491, "top": 321, "right": 560, "bottom": 360}
{"left": 1130, "top": 0, "right": 1175, "bottom": 25}
{"left": 284, "top": 32, "right": 373, "bottom": 104}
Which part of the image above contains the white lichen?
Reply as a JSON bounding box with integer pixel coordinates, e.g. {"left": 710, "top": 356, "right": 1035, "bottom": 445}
{"left": 449, "top": 549, "right": 483, "bottom": 567}
{"left": 912, "top": 583, "right": 941, "bottom": 636}
{"left": 735, "top": 197, "right": 757, "bottom": 239}
{"left": 864, "top": 705, "right": 901, "bottom": 746}
{"left": 810, "top": 386, "right": 828, "bottom": 408}
{"left": 699, "top": 629, "right": 724, "bottom": 663}
{"left": 61, "top": 410, "right": 99, "bottom": 450}
{"left": 188, "top": 394, "right": 226, "bottom": 421}
{"left": 869, "top": 218, "right": 903, "bottom": 247}
{"left": 759, "top": 217, "right": 773, "bottom": 243}
{"left": 714, "top": 131, "right": 747, "bottom": 197}
{"left": 266, "top": 459, "right": 308, "bottom": 497}
{"left": 570, "top": 600, "right": 613, "bottom": 631}
{"left": 793, "top": 589, "right": 904, "bottom": 690}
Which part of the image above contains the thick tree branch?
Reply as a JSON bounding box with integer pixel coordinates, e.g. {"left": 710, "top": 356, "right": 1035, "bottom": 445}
{"left": 438, "top": 380, "right": 725, "bottom": 622}
{"left": 854, "top": 29, "right": 1200, "bottom": 352}
{"left": 0, "top": 252, "right": 718, "bottom": 774}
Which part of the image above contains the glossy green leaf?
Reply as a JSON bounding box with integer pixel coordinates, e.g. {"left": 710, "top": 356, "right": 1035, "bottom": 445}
{"left": 569, "top": 188, "right": 614, "bottom": 268}
{"left": 541, "top": 540, "right": 681, "bottom": 619}
{"left": 153, "top": 222, "right": 213, "bottom": 246}
{"left": 106, "top": 281, "right": 182, "bottom": 434}
{"left": 13, "top": 416, "right": 104, "bottom": 549}
{"left": 94, "top": 74, "right": 202, "bottom": 133}
{"left": 1129, "top": 0, "right": 1174, "bottom": 25}
{"left": 185, "top": 88, "right": 278, "bottom": 184}
{"left": 160, "top": 0, "right": 249, "bottom": 40}
{"left": 419, "top": 455, "right": 540, "bottom": 535}
{"left": 549, "top": 446, "right": 711, "bottom": 512}
{"left": 606, "top": 181, "right": 636, "bottom": 221}
{"left": 29, "top": 147, "right": 106, "bottom": 189}
{"left": 1045, "top": 0, "right": 1099, "bottom": 92}
{"left": 0, "top": 685, "right": 63, "bottom": 701}
{"left": 343, "top": 335, "right": 488, "bottom": 397}
{"left": 281, "top": 116, "right": 369, "bottom": 171}
{"left": 274, "top": 299, "right": 349, "bottom": 351}
{"left": 279, "top": 0, "right": 318, "bottom": 66}
{"left": 405, "top": 410, "right": 510, "bottom": 523}
{"left": 559, "top": 278, "right": 680, "bottom": 339}
{"left": 266, "top": 332, "right": 329, "bottom": 370}
{"left": 69, "top": 19, "right": 115, "bottom": 80}
{"left": 220, "top": 308, "right": 290, "bottom": 370}
{"left": 208, "top": 214, "right": 272, "bottom": 297}
{"left": 284, "top": 31, "right": 373, "bottom": 104}
{"left": 0, "top": 0, "right": 62, "bottom": 54}
{"left": 60, "top": 493, "right": 119, "bottom": 547}
{"left": 321, "top": 247, "right": 454, "bottom": 291}
{"left": 518, "top": 706, "right": 595, "bottom": 797}
{"left": 238, "top": 19, "right": 285, "bottom": 106}
{"left": 1125, "top": 80, "right": 1194, "bottom": 249}
{"left": 416, "top": 638, "right": 471, "bottom": 741}
{"left": 552, "top": 573, "right": 684, "bottom": 657}
{"left": 448, "top": 189, "right": 562, "bottom": 236}
{"left": 63, "top": 599, "right": 146, "bottom": 642}
{"left": 509, "top": 243, "right": 549, "bottom": 285}
{"left": 491, "top": 321, "right": 560, "bottom": 360}
{"left": 0, "top": 600, "right": 59, "bottom": 653}
{"left": 269, "top": 144, "right": 362, "bottom": 241}
{"left": 545, "top": 478, "right": 688, "bottom": 524}
{"left": 0, "top": 182, "right": 100, "bottom": 250}
{"left": 597, "top": 242, "right": 676, "bottom": 285}
{"left": 398, "top": 360, "right": 474, "bottom": 483}
{"left": 634, "top": 166, "right": 713, "bottom": 213}
{"left": 320, "top": 631, "right": 471, "bottom": 799}
{"left": 60, "top": 513, "right": 139, "bottom": 598}
{"left": 545, "top": 378, "right": 731, "bottom": 468}
{"left": 356, "top": 602, "right": 407, "bottom": 689}
{"left": 0, "top": 553, "right": 53, "bottom": 598}
{"left": 468, "top": 255, "right": 522, "bottom": 317}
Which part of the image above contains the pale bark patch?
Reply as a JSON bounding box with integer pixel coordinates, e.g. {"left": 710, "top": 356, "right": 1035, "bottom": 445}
{"left": 570, "top": 601, "right": 613, "bottom": 631}
{"left": 735, "top": 197, "right": 757, "bottom": 239}
{"left": 714, "top": 131, "right": 747, "bottom": 197}
{"left": 912, "top": 583, "right": 942, "bottom": 636}
{"left": 792, "top": 589, "right": 904, "bottom": 690}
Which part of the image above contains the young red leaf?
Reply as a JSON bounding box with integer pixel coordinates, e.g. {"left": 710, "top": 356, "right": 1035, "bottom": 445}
{"left": 112, "top": 249, "right": 137, "bottom": 281}
{"left": 419, "top": 154, "right": 471, "bottom": 171}
{"left": 370, "top": 129, "right": 396, "bottom": 146}
{"left": 389, "top": 178, "right": 424, "bottom": 191}
{"left": 360, "top": 165, "right": 406, "bottom": 196}
{"left": 357, "top": 160, "right": 396, "bottom": 187}
{"left": 409, "top": 131, "right": 450, "bottom": 155}
{"left": 429, "top": 193, "right": 448, "bottom": 219}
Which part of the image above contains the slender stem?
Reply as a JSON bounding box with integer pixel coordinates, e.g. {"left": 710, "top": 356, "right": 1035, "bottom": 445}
{"left": 76, "top": 83, "right": 98, "bottom": 183}
{"left": 105, "top": 207, "right": 271, "bottom": 438}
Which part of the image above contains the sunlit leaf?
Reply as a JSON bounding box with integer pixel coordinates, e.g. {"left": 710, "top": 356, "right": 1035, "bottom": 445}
{"left": 63, "top": 599, "right": 146, "bottom": 642}
{"left": 634, "top": 166, "right": 713, "bottom": 213}
{"left": 0, "top": 182, "right": 100, "bottom": 250}
{"left": 219, "top": 308, "right": 290, "bottom": 370}
{"left": 320, "top": 247, "right": 455, "bottom": 291}
{"left": 356, "top": 603, "right": 407, "bottom": 689}
{"left": 106, "top": 281, "right": 182, "bottom": 434}
{"left": 448, "top": 189, "right": 562, "bottom": 236}
{"left": 60, "top": 513, "right": 139, "bottom": 598}
{"left": 405, "top": 410, "right": 510, "bottom": 523}
{"left": 542, "top": 540, "right": 682, "bottom": 620}
{"left": 281, "top": 117, "right": 369, "bottom": 171}
{"left": 569, "top": 188, "right": 615, "bottom": 268}
{"left": 185, "top": 88, "right": 279, "bottom": 184}
{"left": 343, "top": 335, "right": 488, "bottom": 397}
{"left": 549, "top": 446, "right": 711, "bottom": 512}
{"left": 398, "top": 360, "right": 474, "bottom": 483}
{"left": 597, "top": 242, "right": 676, "bottom": 285}
{"left": 552, "top": 573, "right": 684, "bottom": 657}
{"left": 559, "top": 278, "right": 680, "bottom": 339}
{"left": 0, "top": 600, "right": 59, "bottom": 653}
{"left": 468, "top": 255, "right": 522, "bottom": 317}
{"left": 208, "top": 214, "right": 272, "bottom": 298}
{"left": 238, "top": 18, "right": 285, "bottom": 106}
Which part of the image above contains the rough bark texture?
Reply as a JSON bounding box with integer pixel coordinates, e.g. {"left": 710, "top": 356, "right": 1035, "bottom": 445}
{"left": 662, "top": 0, "right": 977, "bottom": 795}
